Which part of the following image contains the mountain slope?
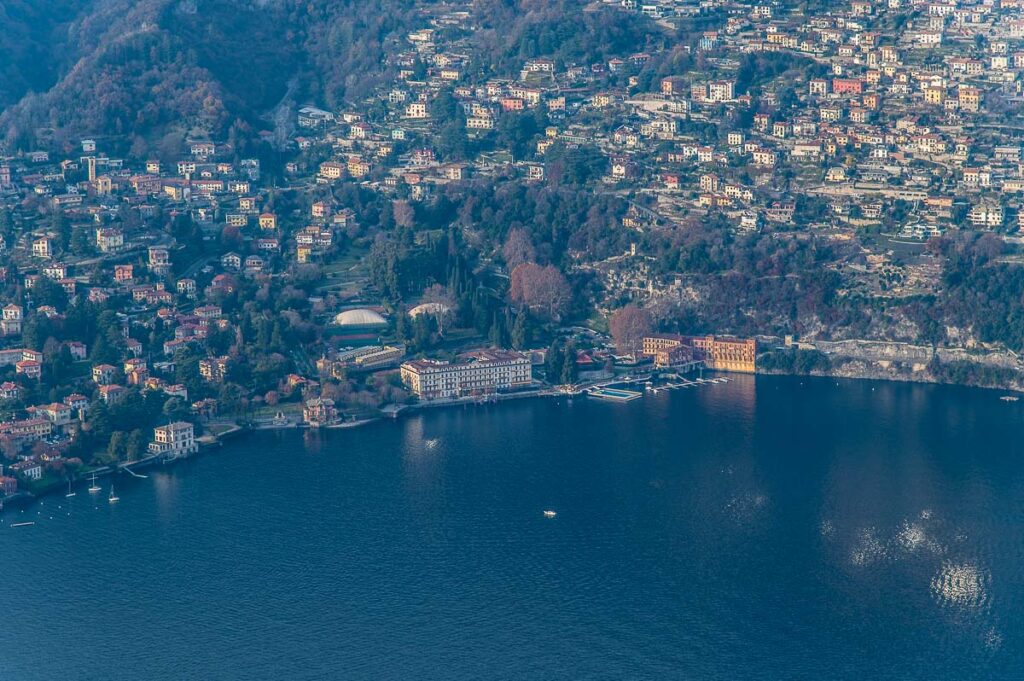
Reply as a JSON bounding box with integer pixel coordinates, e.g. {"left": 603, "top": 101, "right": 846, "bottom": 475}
{"left": 0, "top": 0, "right": 99, "bottom": 110}
{"left": 0, "top": 0, "right": 660, "bottom": 151}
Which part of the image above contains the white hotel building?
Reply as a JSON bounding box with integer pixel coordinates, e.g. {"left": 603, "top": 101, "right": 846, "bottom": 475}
{"left": 401, "top": 350, "right": 532, "bottom": 400}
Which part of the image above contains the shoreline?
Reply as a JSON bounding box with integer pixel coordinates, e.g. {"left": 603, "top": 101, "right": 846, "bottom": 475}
{"left": 4, "top": 369, "right": 1017, "bottom": 512}
{"left": 758, "top": 365, "right": 1024, "bottom": 395}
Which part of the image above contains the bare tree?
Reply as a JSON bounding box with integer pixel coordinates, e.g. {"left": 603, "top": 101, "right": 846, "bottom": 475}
{"left": 510, "top": 263, "right": 571, "bottom": 320}
{"left": 393, "top": 200, "right": 415, "bottom": 228}
{"left": 502, "top": 227, "right": 536, "bottom": 271}
{"left": 609, "top": 305, "right": 654, "bottom": 356}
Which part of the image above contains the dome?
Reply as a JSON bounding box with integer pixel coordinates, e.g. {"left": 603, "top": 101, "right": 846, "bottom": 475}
{"left": 333, "top": 308, "right": 387, "bottom": 327}
{"left": 408, "top": 302, "right": 450, "bottom": 318}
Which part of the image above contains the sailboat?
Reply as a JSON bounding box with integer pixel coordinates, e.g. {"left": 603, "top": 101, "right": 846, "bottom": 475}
{"left": 65, "top": 480, "right": 76, "bottom": 498}
{"left": 108, "top": 484, "right": 119, "bottom": 504}
{"left": 88, "top": 474, "right": 100, "bottom": 494}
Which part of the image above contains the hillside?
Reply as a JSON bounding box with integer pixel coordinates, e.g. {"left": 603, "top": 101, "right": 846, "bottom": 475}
{"left": 0, "top": 0, "right": 98, "bottom": 111}
{"left": 0, "top": 0, "right": 661, "bottom": 153}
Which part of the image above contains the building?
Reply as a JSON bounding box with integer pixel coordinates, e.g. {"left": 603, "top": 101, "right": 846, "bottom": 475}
{"left": 0, "top": 418, "right": 52, "bottom": 445}
{"left": 95, "top": 228, "right": 124, "bottom": 253}
{"left": 400, "top": 350, "right": 532, "bottom": 400}
{"left": 148, "top": 247, "right": 171, "bottom": 274}
{"left": 98, "top": 384, "right": 127, "bottom": 404}
{"left": 0, "top": 382, "right": 23, "bottom": 401}
{"left": 8, "top": 460, "right": 43, "bottom": 481}
{"left": 968, "top": 203, "right": 1004, "bottom": 229}
{"left": 16, "top": 360, "right": 42, "bottom": 380}
{"left": 1, "top": 304, "right": 23, "bottom": 337}
{"left": 259, "top": 213, "right": 278, "bottom": 230}
{"left": 707, "top": 80, "right": 735, "bottom": 102}
{"left": 148, "top": 421, "right": 198, "bottom": 458}
{"left": 319, "top": 162, "right": 345, "bottom": 180}
{"left": 0, "top": 476, "right": 17, "bottom": 496}
{"left": 959, "top": 87, "right": 981, "bottom": 113}
{"left": 92, "top": 364, "right": 117, "bottom": 385}
{"left": 404, "top": 102, "right": 429, "bottom": 119}
{"left": 642, "top": 335, "right": 757, "bottom": 373}
{"left": 199, "top": 356, "right": 230, "bottom": 383}
{"left": 32, "top": 237, "right": 52, "bottom": 259}
{"left": 30, "top": 403, "right": 72, "bottom": 427}
{"left": 303, "top": 398, "right": 339, "bottom": 427}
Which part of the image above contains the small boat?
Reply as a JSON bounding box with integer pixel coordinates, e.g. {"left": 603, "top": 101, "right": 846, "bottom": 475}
{"left": 1000, "top": 395, "right": 1019, "bottom": 402}
{"left": 108, "top": 485, "right": 119, "bottom": 504}
{"left": 543, "top": 510, "right": 557, "bottom": 518}
{"left": 88, "top": 474, "right": 100, "bottom": 493}
{"left": 11, "top": 522, "right": 35, "bottom": 528}
{"left": 65, "top": 480, "right": 76, "bottom": 498}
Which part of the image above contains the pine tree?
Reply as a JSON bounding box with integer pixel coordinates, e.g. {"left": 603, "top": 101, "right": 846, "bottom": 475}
{"left": 545, "top": 341, "right": 563, "bottom": 382}
{"left": 561, "top": 342, "right": 578, "bottom": 385}
{"left": 511, "top": 309, "right": 530, "bottom": 350}
{"left": 107, "top": 431, "right": 126, "bottom": 462}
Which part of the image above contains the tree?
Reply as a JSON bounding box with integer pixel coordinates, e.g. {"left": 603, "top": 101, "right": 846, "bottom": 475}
{"left": 107, "top": 431, "right": 126, "bottom": 461}
{"left": 163, "top": 397, "right": 191, "bottom": 422}
{"left": 125, "top": 430, "right": 146, "bottom": 462}
{"left": 393, "top": 200, "right": 415, "bottom": 229}
{"left": 511, "top": 308, "right": 532, "bottom": 350}
{"left": 70, "top": 225, "right": 93, "bottom": 255}
{"left": 545, "top": 340, "right": 564, "bottom": 382}
{"left": 30, "top": 277, "right": 68, "bottom": 309}
{"left": 561, "top": 341, "right": 578, "bottom": 385}
{"left": 609, "top": 305, "right": 654, "bottom": 356}
{"left": 502, "top": 228, "right": 536, "bottom": 271}
{"left": 509, "top": 263, "right": 571, "bottom": 321}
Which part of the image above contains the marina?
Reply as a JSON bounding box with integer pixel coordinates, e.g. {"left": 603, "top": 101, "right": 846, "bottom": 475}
{"left": 586, "top": 371, "right": 732, "bottom": 401}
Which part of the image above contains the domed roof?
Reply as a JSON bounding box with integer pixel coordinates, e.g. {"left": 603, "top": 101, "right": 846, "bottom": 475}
{"left": 333, "top": 308, "right": 387, "bottom": 326}
{"left": 408, "top": 302, "right": 450, "bottom": 318}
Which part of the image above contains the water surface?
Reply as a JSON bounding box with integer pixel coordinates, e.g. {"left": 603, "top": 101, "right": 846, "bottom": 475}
{"left": 2, "top": 375, "right": 1022, "bottom": 679}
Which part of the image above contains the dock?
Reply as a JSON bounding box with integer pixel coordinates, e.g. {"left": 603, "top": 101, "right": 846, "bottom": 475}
{"left": 648, "top": 375, "right": 731, "bottom": 394}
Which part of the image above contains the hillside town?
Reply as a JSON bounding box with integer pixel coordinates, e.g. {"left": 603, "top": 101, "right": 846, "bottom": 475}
{"left": 3, "top": 0, "right": 1024, "bottom": 499}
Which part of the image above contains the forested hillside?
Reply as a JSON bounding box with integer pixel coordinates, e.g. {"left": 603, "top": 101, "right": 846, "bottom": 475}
{"left": 0, "top": 0, "right": 662, "bottom": 152}
{"left": 0, "top": 0, "right": 97, "bottom": 111}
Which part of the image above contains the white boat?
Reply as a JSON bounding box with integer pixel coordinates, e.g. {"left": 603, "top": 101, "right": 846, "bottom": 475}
{"left": 108, "top": 485, "right": 119, "bottom": 504}
{"left": 1000, "top": 395, "right": 1019, "bottom": 402}
{"left": 543, "top": 510, "right": 557, "bottom": 518}
{"left": 11, "top": 522, "right": 34, "bottom": 528}
{"left": 88, "top": 474, "right": 100, "bottom": 493}
{"left": 65, "top": 480, "right": 76, "bottom": 498}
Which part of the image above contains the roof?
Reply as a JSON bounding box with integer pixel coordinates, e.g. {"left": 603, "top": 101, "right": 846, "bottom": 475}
{"left": 408, "top": 302, "right": 449, "bottom": 318}
{"left": 333, "top": 309, "right": 387, "bottom": 327}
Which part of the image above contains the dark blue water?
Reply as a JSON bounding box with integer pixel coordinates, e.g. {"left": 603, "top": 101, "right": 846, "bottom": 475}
{"left": 2, "top": 375, "right": 1023, "bottom": 679}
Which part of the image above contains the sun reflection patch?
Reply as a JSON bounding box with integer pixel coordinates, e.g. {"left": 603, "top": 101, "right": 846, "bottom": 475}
{"left": 930, "top": 561, "right": 990, "bottom": 609}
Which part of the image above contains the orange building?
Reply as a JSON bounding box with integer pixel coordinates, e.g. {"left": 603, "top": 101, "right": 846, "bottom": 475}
{"left": 642, "top": 334, "right": 757, "bottom": 373}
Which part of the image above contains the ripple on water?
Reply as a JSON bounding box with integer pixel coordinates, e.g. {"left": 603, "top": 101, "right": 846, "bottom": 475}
{"left": 851, "top": 527, "right": 888, "bottom": 566}
{"left": 930, "top": 561, "right": 990, "bottom": 610}
{"left": 724, "top": 492, "right": 767, "bottom": 523}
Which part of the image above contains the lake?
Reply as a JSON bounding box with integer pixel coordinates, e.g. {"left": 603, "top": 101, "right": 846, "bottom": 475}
{"left": 2, "top": 375, "right": 1023, "bottom": 679}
